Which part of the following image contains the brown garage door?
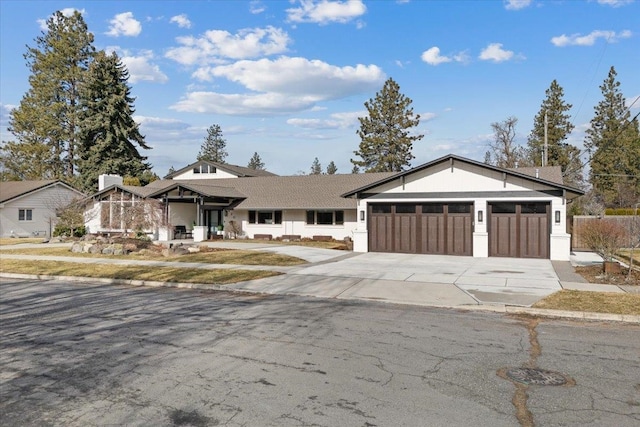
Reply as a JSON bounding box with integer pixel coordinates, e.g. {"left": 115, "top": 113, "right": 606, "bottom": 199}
{"left": 489, "top": 202, "right": 550, "bottom": 259}
{"left": 369, "top": 203, "right": 473, "bottom": 255}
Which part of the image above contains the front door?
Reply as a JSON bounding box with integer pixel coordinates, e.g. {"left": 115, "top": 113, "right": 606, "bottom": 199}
{"left": 204, "top": 209, "right": 222, "bottom": 239}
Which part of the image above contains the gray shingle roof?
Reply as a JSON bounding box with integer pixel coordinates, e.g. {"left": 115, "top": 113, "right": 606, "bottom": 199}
{"left": 174, "top": 173, "right": 395, "bottom": 209}
{"left": 164, "top": 160, "right": 277, "bottom": 179}
{"left": 0, "top": 180, "right": 84, "bottom": 203}
{"left": 509, "top": 166, "right": 564, "bottom": 184}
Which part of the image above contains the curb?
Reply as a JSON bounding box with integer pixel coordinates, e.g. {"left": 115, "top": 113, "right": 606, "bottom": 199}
{"left": 2, "top": 272, "right": 638, "bottom": 324}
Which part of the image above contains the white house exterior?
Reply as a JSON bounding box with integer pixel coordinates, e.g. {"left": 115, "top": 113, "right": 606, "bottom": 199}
{"left": 0, "top": 180, "right": 85, "bottom": 238}
{"left": 342, "top": 155, "right": 583, "bottom": 261}
{"left": 83, "top": 156, "right": 583, "bottom": 260}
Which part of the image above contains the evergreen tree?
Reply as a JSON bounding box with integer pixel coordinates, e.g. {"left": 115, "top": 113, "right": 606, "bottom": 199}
{"left": 167, "top": 166, "right": 176, "bottom": 176}
{"left": 585, "top": 66, "right": 640, "bottom": 207}
{"left": 198, "top": 124, "right": 227, "bottom": 163}
{"left": 351, "top": 78, "right": 423, "bottom": 172}
{"left": 326, "top": 161, "right": 338, "bottom": 175}
{"left": 76, "top": 51, "right": 151, "bottom": 192}
{"left": 0, "top": 140, "right": 53, "bottom": 180}
{"left": 351, "top": 165, "right": 360, "bottom": 174}
{"left": 247, "top": 152, "right": 265, "bottom": 170}
{"left": 310, "top": 157, "right": 322, "bottom": 175}
{"left": 527, "top": 80, "right": 583, "bottom": 187}
{"left": 9, "top": 10, "right": 95, "bottom": 179}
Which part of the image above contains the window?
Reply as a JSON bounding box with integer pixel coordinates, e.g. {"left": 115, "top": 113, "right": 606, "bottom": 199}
{"left": 306, "top": 210, "right": 344, "bottom": 225}
{"left": 18, "top": 209, "right": 33, "bottom": 221}
{"left": 421, "top": 204, "right": 443, "bottom": 214}
{"left": 395, "top": 204, "right": 416, "bottom": 214}
{"left": 193, "top": 164, "right": 217, "bottom": 174}
{"left": 248, "top": 210, "right": 282, "bottom": 224}
{"left": 371, "top": 204, "right": 391, "bottom": 214}
{"left": 491, "top": 203, "right": 516, "bottom": 214}
{"left": 448, "top": 203, "right": 471, "bottom": 214}
{"left": 521, "top": 203, "right": 547, "bottom": 214}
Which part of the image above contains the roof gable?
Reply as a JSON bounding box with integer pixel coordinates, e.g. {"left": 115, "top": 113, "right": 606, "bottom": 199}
{"left": 341, "top": 154, "right": 584, "bottom": 198}
{"left": 0, "top": 180, "right": 84, "bottom": 204}
{"left": 164, "top": 160, "right": 276, "bottom": 179}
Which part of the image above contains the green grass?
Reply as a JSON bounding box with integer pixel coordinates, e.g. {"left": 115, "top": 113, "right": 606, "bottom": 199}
{"left": 0, "top": 259, "right": 280, "bottom": 285}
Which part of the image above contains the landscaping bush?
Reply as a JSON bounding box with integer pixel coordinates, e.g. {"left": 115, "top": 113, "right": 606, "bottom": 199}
{"left": 53, "top": 224, "right": 86, "bottom": 238}
{"left": 604, "top": 208, "right": 640, "bottom": 216}
{"left": 581, "top": 219, "right": 626, "bottom": 261}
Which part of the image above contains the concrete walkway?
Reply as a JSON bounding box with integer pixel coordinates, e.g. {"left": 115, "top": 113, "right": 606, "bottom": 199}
{"left": 2, "top": 242, "right": 637, "bottom": 322}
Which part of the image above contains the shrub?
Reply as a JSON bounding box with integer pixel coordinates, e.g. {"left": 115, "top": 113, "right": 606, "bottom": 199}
{"left": 604, "top": 208, "right": 640, "bottom": 216}
{"left": 53, "top": 224, "right": 86, "bottom": 238}
{"left": 581, "top": 219, "right": 626, "bottom": 261}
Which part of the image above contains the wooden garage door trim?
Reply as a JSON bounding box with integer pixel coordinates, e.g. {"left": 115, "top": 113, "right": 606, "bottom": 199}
{"left": 488, "top": 202, "right": 550, "bottom": 259}
{"left": 368, "top": 203, "right": 473, "bottom": 255}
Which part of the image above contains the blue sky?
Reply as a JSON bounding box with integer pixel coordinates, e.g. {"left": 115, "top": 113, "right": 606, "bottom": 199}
{"left": 1, "top": 0, "right": 638, "bottom": 177}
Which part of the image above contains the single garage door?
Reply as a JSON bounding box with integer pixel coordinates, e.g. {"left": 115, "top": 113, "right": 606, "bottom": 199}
{"left": 368, "top": 203, "right": 473, "bottom": 255}
{"left": 489, "top": 202, "right": 550, "bottom": 259}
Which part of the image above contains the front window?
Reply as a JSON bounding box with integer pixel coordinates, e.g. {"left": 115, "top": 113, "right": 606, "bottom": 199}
{"left": 18, "top": 209, "right": 33, "bottom": 221}
{"left": 248, "top": 210, "right": 282, "bottom": 224}
{"left": 306, "top": 210, "right": 344, "bottom": 225}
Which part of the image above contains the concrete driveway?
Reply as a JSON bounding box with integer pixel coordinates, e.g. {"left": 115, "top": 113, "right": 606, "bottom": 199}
{"left": 228, "top": 251, "right": 562, "bottom": 308}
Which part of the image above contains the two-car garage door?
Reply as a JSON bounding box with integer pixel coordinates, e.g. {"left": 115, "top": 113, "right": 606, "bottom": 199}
{"left": 368, "top": 203, "right": 473, "bottom": 255}
{"left": 368, "top": 201, "right": 550, "bottom": 259}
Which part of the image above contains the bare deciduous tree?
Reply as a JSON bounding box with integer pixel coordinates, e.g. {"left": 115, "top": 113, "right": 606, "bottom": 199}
{"left": 487, "top": 116, "right": 527, "bottom": 169}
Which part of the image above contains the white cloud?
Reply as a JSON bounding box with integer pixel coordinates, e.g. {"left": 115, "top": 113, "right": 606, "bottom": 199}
{"left": 504, "top": 0, "right": 532, "bottom": 10}
{"left": 121, "top": 50, "right": 169, "bottom": 84}
{"left": 286, "top": 0, "right": 367, "bottom": 25}
{"left": 478, "top": 43, "right": 516, "bottom": 62}
{"left": 249, "top": 1, "right": 266, "bottom": 14}
{"left": 201, "top": 57, "right": 384, "bottom": 99}
{"left": 165, "top": 26, "right": 290, "bottom": 65}
{"left": 421, "top": 47, "right": 470, "bottom": 66}
{"left": 627, "top": 95, "right": 640, "bottom": 110}
{"left": 169, "top": 14, "right": 191, "bottom": 29}
{"left": 106, "top": 12, "right": 142, "bottom": 37}
{"left": 551, "top": 29, "right": 632, "bottom": 47}
{"left": 287, "top": 111, "right": 362, "bottom": 129}
{"left": 37, "top": 8, "right": 85, "bottom": 31}
{"left": 421, "top": 47, "right": 451, "bottom": 65}
{"left": 420, "top": 112, "right": 437, "bottom": 121}
{"left": 134, "top": 116, "right": 190, "bottom": 130}
{"left": 171, "top": 58, "right": 384, "bottom": 116}
{"left": 596, "top": 0, "right": 634, "bottom": 7}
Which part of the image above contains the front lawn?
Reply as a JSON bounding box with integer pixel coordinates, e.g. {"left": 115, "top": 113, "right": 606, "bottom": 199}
{"left": 533, "top": 290, "right": 640, "bottom": 316}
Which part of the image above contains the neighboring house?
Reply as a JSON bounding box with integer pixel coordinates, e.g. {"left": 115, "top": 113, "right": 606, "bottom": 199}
{"left": 342, "top": 155, "right": 583, "bottom": 260}
{"left": 83, "top": 155, "right": 584, "bottom": 260}
{"left": 0, "top": 180, "right": 85, "bottom": 238}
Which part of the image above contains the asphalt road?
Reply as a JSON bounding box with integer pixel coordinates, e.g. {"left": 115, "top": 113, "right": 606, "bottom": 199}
{"left": 1, "top": 278, "right": 639, "bottom": 427}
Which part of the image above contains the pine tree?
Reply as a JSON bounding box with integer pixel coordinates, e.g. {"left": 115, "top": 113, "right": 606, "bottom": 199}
{"left": 351, "top": 78, "right": 423, "bottom": 172}
{"left": 351, "top": 165, "right": 360, "bottom": 174}
{"left": 9, "top": 10, "right": 95, "bottom": 179}
{"left": 247, "top": 152, "right": 265, "bottom": 170}
{"left": 310, "top": 157, "right": 322, "bottom": 175}
{"left": 76, "top": 51, "right": 151, "bottom": 192}
{"left": 198, "top": 124, "right": 228, "bottom": 163}
{"left": 326, "top": 161, "right": 338, "bottom": 175}
{"left": 0, "top": 140, "right": 53, "bottom": 180}
{"left": 585, "top": 66, "right": 640, "bottom": 207}
{"left": 527, "top": 80, "right": 583, "bottom": 187}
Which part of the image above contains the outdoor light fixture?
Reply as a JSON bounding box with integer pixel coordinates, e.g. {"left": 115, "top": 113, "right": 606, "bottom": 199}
{"left": 555, "top": 210, "right": 561, "bottom": 224}
{"left": 360, "top": 211, "right": 365, "bottom": 221}
{"left": 478, "top": 210, "right": 483, "bottom": 223}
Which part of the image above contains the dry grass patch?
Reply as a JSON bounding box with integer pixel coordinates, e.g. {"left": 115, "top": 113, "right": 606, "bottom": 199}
{"left": 617, "top": 249, "right": 640, "bottom": 265}
{"left": 0, "top": 238, "right": 45, "bottom": 246}
{"left": 1, "top": 246, "right": 306, "bottom": 266}
{"left": 228, "top": 239, "right": 349, "bottom": 250}
{"left": 533, "top": 290, "right": 640, "bottom": 316}
{"left": 0, "top": 260, "right": 279, "bottom": 285}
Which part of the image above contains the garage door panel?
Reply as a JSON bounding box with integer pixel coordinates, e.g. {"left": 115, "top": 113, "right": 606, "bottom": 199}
{"left": 421, "top": 215, "right": 445, "bottom": 254}
{"left": 370, "top": 215, "right": 393, "bottom": 253}
{"left": 490, "top": 215, "right": 516, "bottom": 257}
{"left": 395, "top": 215, "right": 417, "bottom": 253}
{"left": 448, "top": 215, "right": 472, "bottom": 256}
{"left": 520, "top": 215, "right": 549, "bottom": 259}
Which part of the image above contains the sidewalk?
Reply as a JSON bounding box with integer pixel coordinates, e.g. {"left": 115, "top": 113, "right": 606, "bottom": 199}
{"left": 1, "top": 244, "right": 638, "bottom": 324}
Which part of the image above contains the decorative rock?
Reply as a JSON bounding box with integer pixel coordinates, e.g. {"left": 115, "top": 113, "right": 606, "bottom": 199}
{"left": 187, "top": 247, "right": 201, "bottom": 253}
{"left": 71, "top": 243, "right": 84, "bottom": 253}
{"left": 102, "top": 247, "right": 114, "bottom": 255}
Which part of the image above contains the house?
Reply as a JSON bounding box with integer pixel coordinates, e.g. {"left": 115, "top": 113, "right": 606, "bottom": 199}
{"left": 342, "top": 154, "right": 584, "bottom": 260}
{"left": 0, "top": 180, "right": 85, "bottom": 238}
{"left": 83, "top": 155, "right": 583, "bottom": 260}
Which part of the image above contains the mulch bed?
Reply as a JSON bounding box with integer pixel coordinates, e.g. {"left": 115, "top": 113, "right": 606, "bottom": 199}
{"left": 575, "top": 264, "right": 639, "bottom": 286}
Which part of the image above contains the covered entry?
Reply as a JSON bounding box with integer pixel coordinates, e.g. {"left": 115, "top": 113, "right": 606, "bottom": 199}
{"left": 368, "top": 202, "right": 473, "bottom": 255}
{"left": 488, "top": 202, "right": 550, "bottom": 259}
